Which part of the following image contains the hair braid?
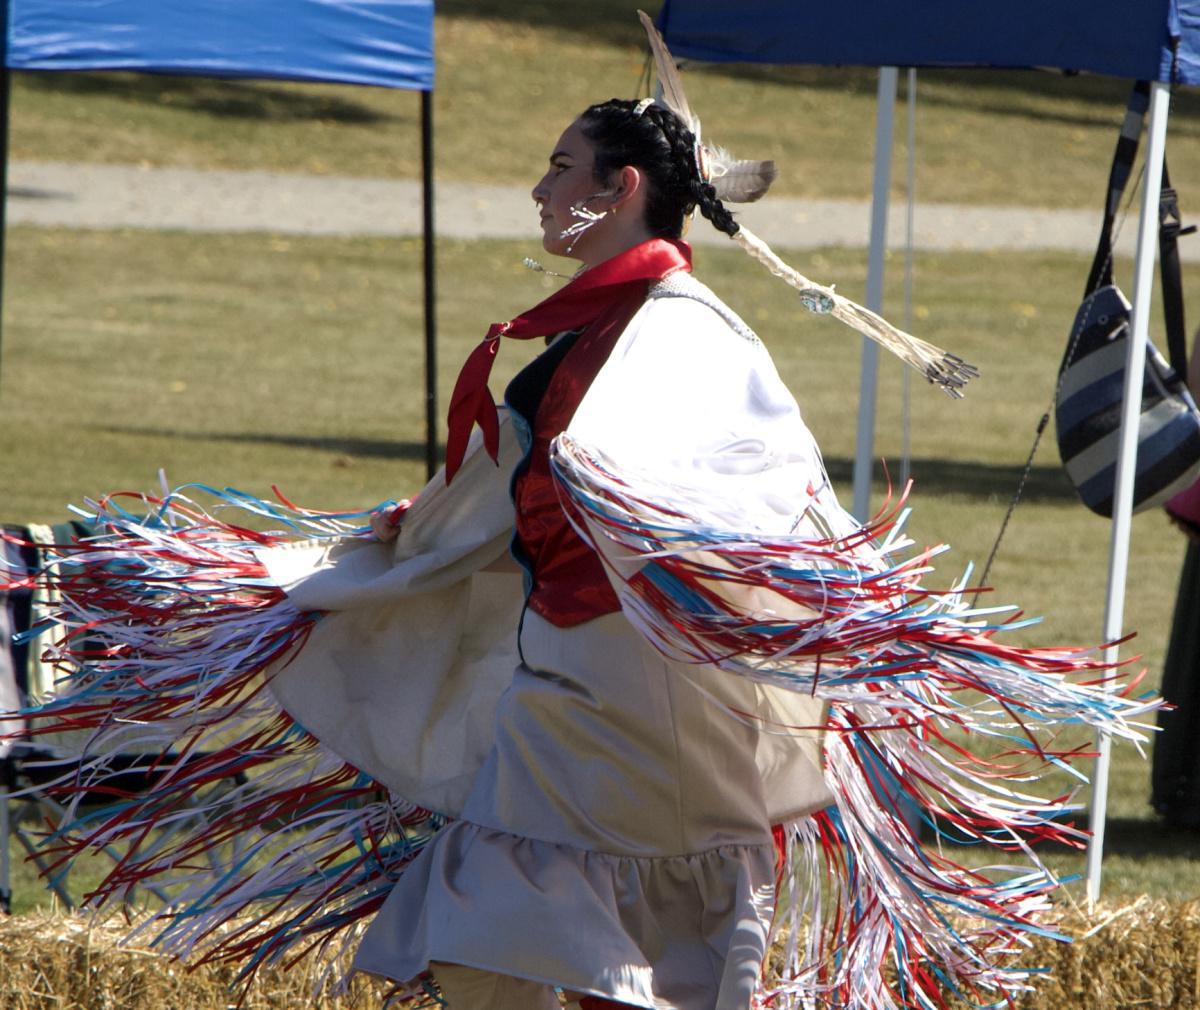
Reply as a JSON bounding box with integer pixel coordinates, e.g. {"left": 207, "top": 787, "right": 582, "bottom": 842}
{"left": 579, "top": 98, "right": 739, "bottom": 240}
{"left": 647, "top": 104, "right": 740, "bottom": 239}
{"left": 692, "top": 178, "right": 739, "bottom": 238}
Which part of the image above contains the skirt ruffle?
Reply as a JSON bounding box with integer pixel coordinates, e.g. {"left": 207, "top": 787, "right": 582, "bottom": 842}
{"left": 354, "top": 819, "right": 776, "bottom": 1010}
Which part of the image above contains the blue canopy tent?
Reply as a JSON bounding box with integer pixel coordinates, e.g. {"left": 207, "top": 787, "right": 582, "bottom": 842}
{"left": 657, "top": 0, "right": 1198, "bottom": 81}
{"left": 658, "top": 0, "right": 1200, "bottom": 901}
{"left": 1, "top": 0, "right": 440, "bottom": 475}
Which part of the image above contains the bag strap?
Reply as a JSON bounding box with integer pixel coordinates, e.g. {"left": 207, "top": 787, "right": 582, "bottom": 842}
{"left": 1159, "top": 162, "right": 1193, "bottom": 377}
{"left": 1086, "top": 80, "right": 1193, "bottom": 378}
{"left": 1086, "top": 81, "right": 1150, "bottom": 295}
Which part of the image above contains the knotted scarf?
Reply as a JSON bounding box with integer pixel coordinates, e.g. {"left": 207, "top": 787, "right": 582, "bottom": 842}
{"left": 444, "top": 238, "right": 692, "bottom": 482}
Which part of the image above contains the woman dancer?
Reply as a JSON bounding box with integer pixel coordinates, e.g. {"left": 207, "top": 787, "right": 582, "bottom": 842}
{"left": 350, "top": 97, "right": 844, "bottom": 1010}
{"left": 7, "top": 93, "right": 1155, "bottom": 1010}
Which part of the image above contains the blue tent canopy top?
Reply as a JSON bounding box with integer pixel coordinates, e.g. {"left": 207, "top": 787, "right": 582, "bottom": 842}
{"left": 7, "top": 0, "right": 434, "bottom": 90}
{"left": 658, "top": 0, "right": 1200, "bottom": 85}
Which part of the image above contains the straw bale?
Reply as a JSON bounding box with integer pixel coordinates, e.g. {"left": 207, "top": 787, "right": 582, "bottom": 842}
{"left": 3, "top": 900, "right": 1197, "bottom": 1010}
{"left": 0, "top": 913, "right": 428, "bottom": 1010}
{"left": 949, "top": 898, "right": 1200, "bottom": 1010}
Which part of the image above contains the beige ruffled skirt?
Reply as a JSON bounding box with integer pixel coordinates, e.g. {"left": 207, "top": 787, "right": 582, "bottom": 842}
{"left": 352, "top": 610, "right": 780, "bottom": 1010}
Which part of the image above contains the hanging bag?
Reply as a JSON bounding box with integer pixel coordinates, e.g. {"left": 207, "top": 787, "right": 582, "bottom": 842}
{"left": 1055, "top": 80, "right": 1200, "bottom": 518}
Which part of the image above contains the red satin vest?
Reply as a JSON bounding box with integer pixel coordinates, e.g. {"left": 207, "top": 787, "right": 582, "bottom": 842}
{"left": 511, "top": 285, "right": 649, "bottom": 627}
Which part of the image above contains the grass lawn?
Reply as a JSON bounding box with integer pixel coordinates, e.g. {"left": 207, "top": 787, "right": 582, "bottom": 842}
{"left": 3, "top": 226, "right": 1198, "bottom": 911}
{"left": 12, "top": 0, "right": 1200, "bottom": 207}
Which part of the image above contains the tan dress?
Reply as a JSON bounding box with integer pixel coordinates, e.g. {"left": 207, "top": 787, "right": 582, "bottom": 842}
{"left": 263, "top": 282, "right": 835, "bottom": 1009}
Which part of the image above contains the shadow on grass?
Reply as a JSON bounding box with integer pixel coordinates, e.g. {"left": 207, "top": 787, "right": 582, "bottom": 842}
{"left": 101, "top": 426, "right": 433, "bottom": 462}
{"left": 20, "top": 71, "right": 399, "bottom": 126}
{"left": 824, "top": 456, "right": 1076, "bottom": 502}
{"left": 907, "top": 71, "right": 1200, "bottom": 137}
{"left": 8, "top": 185, "right": 67, "bottom": 200}
{"left": 102, "top": 429, "right": 1074, "bottom": 500}
{"left": 1101, "top": 817, "right": 1200, "bottom": 860}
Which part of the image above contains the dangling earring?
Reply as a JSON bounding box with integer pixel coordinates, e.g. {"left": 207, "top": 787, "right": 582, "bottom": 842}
{"left": 560, "top": 192, "right": 613, "bottom": 253}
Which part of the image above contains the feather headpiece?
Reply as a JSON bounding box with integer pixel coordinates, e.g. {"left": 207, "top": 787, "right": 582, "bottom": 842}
{"left": 636, "top": 10, "right": 976, "bottom": 396}
{"left": 637, "top": 11, "right": 777, "bottom": 205}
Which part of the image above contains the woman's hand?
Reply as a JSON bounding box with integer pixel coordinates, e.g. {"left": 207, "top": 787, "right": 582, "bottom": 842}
{"left": 370, "top": 501, "right": 410, "bottom": 543}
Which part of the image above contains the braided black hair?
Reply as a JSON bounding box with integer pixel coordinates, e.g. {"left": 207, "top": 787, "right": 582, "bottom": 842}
{"left": 578, "top": 98, "right": 738, "bottom": 240}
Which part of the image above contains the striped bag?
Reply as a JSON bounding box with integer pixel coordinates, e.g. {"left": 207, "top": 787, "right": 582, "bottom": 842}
{"left": 1055, "top": 81, "right": 1200, "bottom": 518}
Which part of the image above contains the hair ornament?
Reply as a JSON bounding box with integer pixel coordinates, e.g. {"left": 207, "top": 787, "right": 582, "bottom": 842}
{"left": 693, "top": 139, "right": 712, "bottom": 184}
{"left": 633, "top": 97, "right": 655, "bottom": 117}
{"left": 635, "top": 10, "right": 976, "bottom": 396}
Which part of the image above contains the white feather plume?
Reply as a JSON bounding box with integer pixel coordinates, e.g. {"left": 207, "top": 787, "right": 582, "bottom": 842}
{"left": 706, "top": 145, "right": 777, "bottom": 203}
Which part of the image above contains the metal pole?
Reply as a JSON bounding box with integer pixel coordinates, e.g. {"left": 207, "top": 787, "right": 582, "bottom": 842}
{"left": 901, "top": 67, "right": 916, "bottom": 488}
{"left": 0, "top": 3, "right": 11, "bottom": 394}
{"left": 852, "top": 67, "right": 897, "bottom": 522}
{"left": 1085, "top": 80, "right": 1171, "bottom": 906}
{"left": 421, "top": 89, "right": 438, "bottom": 480}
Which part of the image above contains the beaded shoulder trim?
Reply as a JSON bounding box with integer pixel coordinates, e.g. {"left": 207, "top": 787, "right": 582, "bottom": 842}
{"left": 647, "top": 273, "right": 761, "bottom": 345}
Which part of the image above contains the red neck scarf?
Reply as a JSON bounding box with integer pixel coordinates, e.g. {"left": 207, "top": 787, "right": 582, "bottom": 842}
{"left": 444, "top": 237, "right": 692, "bottom": 482}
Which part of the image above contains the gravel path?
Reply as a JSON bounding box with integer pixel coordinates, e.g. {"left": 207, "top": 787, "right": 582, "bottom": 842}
{"left": 7, "top": 159, "right": 1176, "bottom": 259}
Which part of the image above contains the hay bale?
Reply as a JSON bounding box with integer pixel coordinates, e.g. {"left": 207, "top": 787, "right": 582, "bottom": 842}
{"left": 0, "top": 913, "right": 420, "bottom": 1010}
{"left": 4, "top": 900, "right": 1196, "bottom": 1010}
{"left": 767, "top": 899, "right": 1200, "bottom": 1010}
{"left": 949, "top": 898, "right": 1200, "bottom": 1010}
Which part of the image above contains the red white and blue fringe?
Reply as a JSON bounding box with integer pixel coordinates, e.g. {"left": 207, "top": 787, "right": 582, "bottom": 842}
{"left": 1, "top": 453, "right": 1159, "bottom": 1009}
{"left": 1, "top": 487, "right": 433, "bottom": 991}
{"left": 548, "top": 434, "right": 1158, "bottom": 1010}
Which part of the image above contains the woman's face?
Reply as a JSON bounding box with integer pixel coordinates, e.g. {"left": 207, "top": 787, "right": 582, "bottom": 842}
{"left": 531, "top": 119, "right": 612, "bottom": 260}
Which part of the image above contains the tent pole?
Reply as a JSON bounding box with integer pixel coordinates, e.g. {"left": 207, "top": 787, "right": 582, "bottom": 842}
{"left": 1085, "top": 79, "right": 1171, "bottom": 907}
{"left": 852, "top": 67, "right": 897, "bottom": 521}
{"left": 901, "top": 67, "right": 917, "bottom": 487}
{"left": 421, "top": 88, "right": 438, "bottom": 480}
{"left": 0, "top": 3, "right": 10, "bottom": 394}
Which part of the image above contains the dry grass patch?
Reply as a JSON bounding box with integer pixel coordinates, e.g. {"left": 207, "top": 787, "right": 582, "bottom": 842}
{"left": 0, "top": 914, "right": 423, "bottom": 1010}
{"left": 3, "top": 901, "right": 1197, "bottom": 1010}
{"left": 968, "top": 898, "right": 1200, "bottom": 1010}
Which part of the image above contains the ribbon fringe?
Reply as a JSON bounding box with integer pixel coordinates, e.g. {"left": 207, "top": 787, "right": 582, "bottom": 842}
{"left": 1, "top": 488, "right": 432, "bottom": 989}
{"left": 1, "top": 463, "right": 1160, "bottom": 1006}
{"left": 548, "top": 434, "right": 1157, "bottom": 1010}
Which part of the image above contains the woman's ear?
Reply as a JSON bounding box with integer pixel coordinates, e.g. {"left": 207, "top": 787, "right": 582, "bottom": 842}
{"left": 610, "top": 165, "right": 645, "bottom": 211}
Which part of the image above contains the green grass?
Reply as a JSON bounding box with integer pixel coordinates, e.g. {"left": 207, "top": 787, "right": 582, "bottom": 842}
{"left": 2, "top": 226, "right": 1196, "bottom": 908}
{"left": 12, "top": 0, "right": 1200, "bottom": 206}
{"left": 0, "top": 228, "right": 545, "bottom": 517}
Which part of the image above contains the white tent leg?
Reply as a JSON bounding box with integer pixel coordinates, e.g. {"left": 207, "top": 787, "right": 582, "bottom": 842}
{"left": 901, "top": 67, "right": 917, "bottom": 487}
{"left": 1085, "top": 80, "right": 1171, "bottom": 907}
{"left": 851, "top": 67, "right": 898, "bottom": 522}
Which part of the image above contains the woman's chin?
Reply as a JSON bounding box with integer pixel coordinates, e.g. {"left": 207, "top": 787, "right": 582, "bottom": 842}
{"left": 541, "top": 235, "right": 578, "bottom": 262}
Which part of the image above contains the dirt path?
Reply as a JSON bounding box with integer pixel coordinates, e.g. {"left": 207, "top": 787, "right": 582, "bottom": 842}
{"left": 10, "top": 159, "right": 1163, "bottom": 259}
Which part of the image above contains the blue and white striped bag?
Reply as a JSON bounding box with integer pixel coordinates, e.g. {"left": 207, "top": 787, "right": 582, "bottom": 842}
{"left": 1054, "top": 80, "right": 1200, "bottom": 518}
{"left": 1055, "top": 285, "right": 1200, "bottom": 517}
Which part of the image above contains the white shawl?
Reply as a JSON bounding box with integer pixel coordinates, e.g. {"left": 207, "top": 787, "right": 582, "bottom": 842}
{"left": 262, "top": 278, "right": 838, "bottom": 821}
